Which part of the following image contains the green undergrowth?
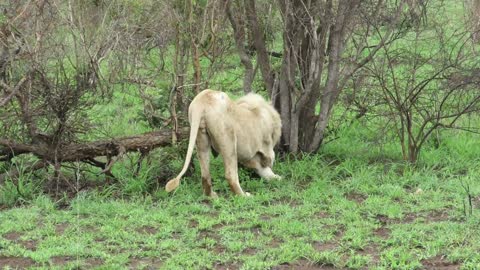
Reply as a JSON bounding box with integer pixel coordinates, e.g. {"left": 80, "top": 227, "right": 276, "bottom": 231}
{"left": 1, "top": 129, "right": 480, "bottom": 269}
{"left": 1, "top": 78, "right": 480, "bottom": 269}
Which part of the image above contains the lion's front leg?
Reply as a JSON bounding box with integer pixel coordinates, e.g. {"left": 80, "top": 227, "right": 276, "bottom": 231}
{"left": 223, "top": 154, "right": 249, "bottom": 196}
{"left": 218, "top": 136, "right": 249, "bottom": 196}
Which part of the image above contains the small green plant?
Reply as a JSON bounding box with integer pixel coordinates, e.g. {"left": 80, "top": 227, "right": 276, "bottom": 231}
{"left": 0, "top": 165, "right": 42, "bottom": 207}
{"left": 459, "top": 176, "right": 475, "bottom": 218}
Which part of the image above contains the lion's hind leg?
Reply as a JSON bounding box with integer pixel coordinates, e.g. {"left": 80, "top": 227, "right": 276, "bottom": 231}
{"left": 197, "top": 128, "right": 217, "bottom": 198}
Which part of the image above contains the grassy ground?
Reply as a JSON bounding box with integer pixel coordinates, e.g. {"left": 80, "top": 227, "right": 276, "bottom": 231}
{"left": 1, "top": 121, "right": 479, "bottom": 270}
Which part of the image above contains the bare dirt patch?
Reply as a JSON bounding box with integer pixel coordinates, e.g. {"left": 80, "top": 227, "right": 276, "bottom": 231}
{"left": 49, "top": 256, "right": 103, "bottom": 267}
{"left": 373, "top": 227, "right": 391, "bottom": 239}
{"left": 475, "top": 196, "right": 480, "bottom": 208}
{"left": 421, "top": 255, "right": 460, "bottom": 270}
{"left": 85, "top": 258, "right": 104, "bottom": 267}
{"left": 375, "top": 210, "right": 452, "bottom": 226}
{"left": 272, "top": 259, "right": 339, "bottom": 270}
{"left": 82, "top": 225, "right": 100, "bottom": 233}
{"left": 242, "top": 247, "right": 258, "bottom": 255}
{"left": 128, "top": 257, "right": 163, "bottom": 269}
{"left": 189, "top": 219, "right": 199, "bottom": 227}
{"left": 18, "top": 239, "right": 37, "bottom": 251}
{"left": 375, "top": 213, "right": 416, "bottom": 225}
{"left": 55, "top": 223, "right": 69, "bottom": 235}
{"left": 136, "top": 225, "right": 157, "bottom": 235}
{"left": 3, "top": 231, "right": 21, "bottom": 241}
{"left": 212, "top": 222, "right": 226, "bottom": 230}
{"left": 198, "top": 229, "right": 221, "bottom": 241}
{"left": 0, "top": 256, "right": 36, "bottom": 268}
{"left": 214, "top": 261, "right": 240, "bottom": 270}
{"left": 250, "top": 226, "right": 262, "bottom": 236}
{"left": 260, "top": 214, "right": 272, "bottom": 221}
{"left": 313, "top": 241, "right": 338, "bottom": 252}
{"left": 346, "top": 192, "right": 367, "bottom": 204}
{"left": 198, "top": 229, "right": 225, "bottom": 253}
{"left": 424, "top": 210, "right": 450, "bottom": 222}
{"left": 268, "top": 238, "right": 282, "bottom": 248}
{"left": 358, "top": 243, "right": 381, "bottom": 264}
{"left": 95, "top": 236, "right": 107, "bottom": 243}
{"left": 271, "top": 197, "right": 301, "bottom": 207}
{"left": 3, "top": 231, "right": 37, "bottom": 251}
{"left": 50, "top": 256, "right": 78, "bottom": 265}
{"left": 316, "top": 211, "right": 330, "bottom": 219}
{"left": 212, "top": 243, "right": 226, "bottom": 254}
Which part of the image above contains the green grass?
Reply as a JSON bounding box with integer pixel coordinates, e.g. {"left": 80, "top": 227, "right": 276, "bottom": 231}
{"left": 2, "top": 0, "right": 479, "bottom": 268}
{"left": 1, "top": 129, "right": 480, "bottom": 269}
{"left": 1, "top": 82, "right": 479, "bottom": 269}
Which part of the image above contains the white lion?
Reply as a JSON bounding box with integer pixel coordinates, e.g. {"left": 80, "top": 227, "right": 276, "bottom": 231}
{"left": 165, "top": 89, "right": 282, "bottom": 197}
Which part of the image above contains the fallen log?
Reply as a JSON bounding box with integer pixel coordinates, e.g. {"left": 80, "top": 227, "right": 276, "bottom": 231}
{"left": 0, "top": 128, "right": 189, "bottom": 185}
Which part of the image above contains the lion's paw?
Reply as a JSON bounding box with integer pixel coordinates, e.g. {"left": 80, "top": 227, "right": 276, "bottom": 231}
{"left": 272, "top": 174, "right": 282, "bottom": 180}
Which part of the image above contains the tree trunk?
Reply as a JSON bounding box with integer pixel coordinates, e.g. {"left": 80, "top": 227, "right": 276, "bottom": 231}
{"left": 226, "top": 0, "right": 255, "bottom": 94}
{"left": 244, "top": 0, "right": 274, "bottom": 95}
{"left": 471, "top": 0, "right": 480, "bottom": 41}
{"left": 239, "top": 0, "right": 397, "bottom": 154}
{"left": 309, "top": 0, "right": 351, "bottom": 152}
{"left": 192, "top": 43, "right": 202, "bottom": 94}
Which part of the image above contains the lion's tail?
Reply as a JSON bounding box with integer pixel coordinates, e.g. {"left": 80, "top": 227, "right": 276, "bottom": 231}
{"left": 165, "top": 106, "right": 202, "bottom": 192}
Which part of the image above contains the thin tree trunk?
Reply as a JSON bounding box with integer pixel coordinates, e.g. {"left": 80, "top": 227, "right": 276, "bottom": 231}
{"left": 226, "top": 0, "right": 255, "bottom": 93}
{"left": 309, "top": 0, "right": 351, "bottom": 152}
{"left": 244, "top": 0, "right": 274, "bottom": 95}
{"left": 192, "top": 43, "right": 202, "bottom": 94}
{"left": 469, "top": 0, "right": 480, "bottom": 41}
{"left": 278, "top": 56, "right": 292, "bottom": 150}
{"left": 173, "top": 25, "right": 190, "bottom": 114}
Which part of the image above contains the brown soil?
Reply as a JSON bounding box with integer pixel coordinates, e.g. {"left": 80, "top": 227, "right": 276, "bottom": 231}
{"left": 5, "top": 232, "right": 38, "bottom": 251}
{"left": 242, "top": 247, "right": 258, "bottom": 255}
{"left": 55, "top": 223, "right": 69, "bottom": 235}
{"left": 189, "top": 219, "right": 199, "bottom": 227}
{"left": 346, "top": 192, "right": 368, "bottom": 204}
{"left": 421, "top": 255, "right": 460, "bottom": 270}
{"left": 0, "top": 256, "right": 36, "bottom": 268}
{"left": 313, "top": 241, "right": 338, "bottom": 252}
{"left": 358, "top": 243, "right": 381, "bottom": 264}
{"left": 50, "top": 256, "right": 74, "bottom": 265}
{"left": 3, "top": 231, "right": 21, "bottom": 241}
{"left": 375, "top": 209, "right": 451, "bottom": 226}
{"left": 423, "top": 210, "right": 451, "bottom": 222}
{"left": 212, "top": 222, "right": 226, "bottom": 230}
{"left": 373, "top": 227, "right": 391, "bottom": 239}
{"left": 18, "top": 239, "right": 37, "bottom": 251}
{"left": 272, "top": 259, "right": 339, "bottom": 270}
{"left": 136, "top": 225, "right": 157, "bottom": 234}
{"left": 268, "top": 238, "right": 282, "bottom": 248}
{"left": 316, "top": 211, "right": 330, "bottom": 219}
{"left": 128, "top": 257, "right": 163, "bottom": 269}
{"left": 50, "top": 256, "right": 101, "bottom": 266}
{"left": 85, "top": 258, "right": 105, "bottom": 267}
{"left": 198, "top": 229, "right": 225, "bottom": 253}
{"left": 213, "top": 262, "right": 240, "bottom": 270}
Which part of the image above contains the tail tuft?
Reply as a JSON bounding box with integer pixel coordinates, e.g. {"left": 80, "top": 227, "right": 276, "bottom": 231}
{"left": 165, "top": 178, "right": 180, "bottom": 192}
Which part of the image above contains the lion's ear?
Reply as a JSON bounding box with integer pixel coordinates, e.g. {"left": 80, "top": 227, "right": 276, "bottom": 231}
{"left": 256, "top": 151, "right": 272, "bottom": 168}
